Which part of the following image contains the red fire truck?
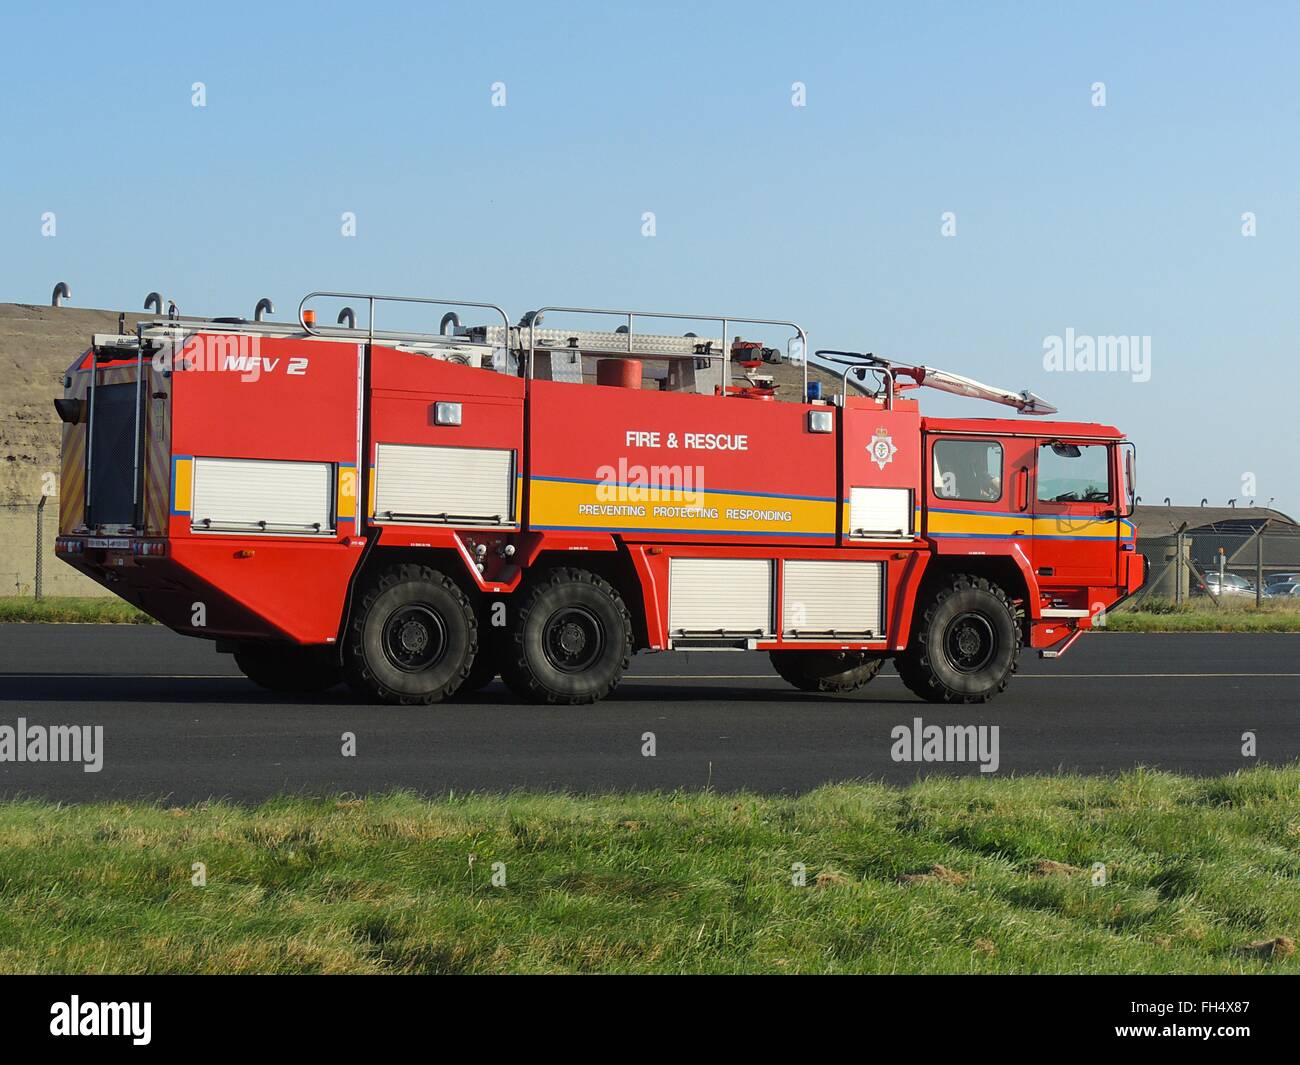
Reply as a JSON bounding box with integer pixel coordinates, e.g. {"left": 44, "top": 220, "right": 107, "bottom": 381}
{"left": 54, "top": 292, "right": 1144, "bottom": 705}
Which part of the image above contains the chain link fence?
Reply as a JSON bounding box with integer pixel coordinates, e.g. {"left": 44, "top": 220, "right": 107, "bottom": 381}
{"left": 0, "top": 499, "right": 110, "bottom": 598}
{"left": 1128, "top": 519, "right": 1300, "bottom": 608}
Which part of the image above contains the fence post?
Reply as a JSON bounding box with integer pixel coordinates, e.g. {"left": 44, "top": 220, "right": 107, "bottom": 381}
{"left": 35, "top": 496, "right": 46, "bottom": 601}
{"left": 1174, "top": 529, "right": 1183, "bottom": 607}
{"left": 1256, "top": 524, "right": 1265, "bottom": 606}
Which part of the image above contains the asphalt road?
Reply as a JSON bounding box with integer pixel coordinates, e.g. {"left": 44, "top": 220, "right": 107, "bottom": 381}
{"left": 0, "top": 624, "right": 1296, "bottom": 802}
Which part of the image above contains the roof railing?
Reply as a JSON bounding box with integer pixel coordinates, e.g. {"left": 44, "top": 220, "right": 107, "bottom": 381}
{"left": 131, "top": 291, "right": 812, "bottom": 396}
{"left": 297, "top": 291, "right": 511, "bottom": 347}
{"left": 523, "top": 305, "right": 808, "bottom": 397}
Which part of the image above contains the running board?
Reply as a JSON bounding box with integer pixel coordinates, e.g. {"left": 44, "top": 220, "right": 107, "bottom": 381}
{"left": 1039, "top": 629, "right": 1085, "bottom": 659}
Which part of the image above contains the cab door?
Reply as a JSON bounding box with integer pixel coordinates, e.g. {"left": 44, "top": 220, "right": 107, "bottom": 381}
{"left": 923, "top": 433, "right": 1034, "bottom": 548}
{"left": 1031, "top": 440, "right": 1121, "bottom": 588}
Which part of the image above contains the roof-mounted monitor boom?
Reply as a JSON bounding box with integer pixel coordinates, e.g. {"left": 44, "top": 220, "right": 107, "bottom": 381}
{"left": 813, "top": 351, "right": 1057, "bottom": 416}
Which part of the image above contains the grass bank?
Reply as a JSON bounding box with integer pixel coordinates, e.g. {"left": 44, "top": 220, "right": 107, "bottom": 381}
{"left": 4, "top": 595, "right": 1299, "bottom": 632}
{"left": 1108, "top": 599, "right": 1300, "bottom": 632}
{"left": 2, "top": 767, "right": 1298, "bottom": 974}
{"left": 0, "top": 596, "right": 151, "bottom": 624}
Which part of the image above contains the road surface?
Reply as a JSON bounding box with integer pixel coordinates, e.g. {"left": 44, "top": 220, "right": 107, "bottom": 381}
{"left": 0, "top": 625, "right": 1295, "bottom": 801}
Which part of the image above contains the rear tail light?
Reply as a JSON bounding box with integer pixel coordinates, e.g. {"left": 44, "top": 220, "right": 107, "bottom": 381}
{"left": 55, "top": 538, "right": 84, "bottom": 555}
{"left": 132, "top": 541, "right": 169, "bottom": 557}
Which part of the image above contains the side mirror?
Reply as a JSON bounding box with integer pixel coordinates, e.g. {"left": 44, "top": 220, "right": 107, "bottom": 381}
{"left": 1117, "top": 443, "right": 1137, "bottom": 517}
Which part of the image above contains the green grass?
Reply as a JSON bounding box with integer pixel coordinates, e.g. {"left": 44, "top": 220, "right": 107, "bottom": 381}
{"left": 4, "top": 594, "right": 1298, "bottom": 632}
{"left": 2, "top": 767, "right": 1299, "bottom": 973}
{"left": 0, "top": 596, "right": 151, "bottom": 623}
{"left": 1108, "top": 598, "right": 1300, "bottom": 632}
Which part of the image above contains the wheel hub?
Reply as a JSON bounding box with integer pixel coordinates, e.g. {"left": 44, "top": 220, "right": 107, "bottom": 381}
{"left": 956, "top": 628, "right": 980, "bottom": 657}
{"left": 558, "top": 621, "right": 587, "bottom": 655}
{"left": 944, "top": 612, "right": 996, "bottom": 674}
{"left": 543, "top": 607, "right": 604, "bottom": 673}
{"left": 382, "top": 605, "right": 448, "bottom": 673}
{"left": 399, "top": 620, "right": 428, "bottom": 653}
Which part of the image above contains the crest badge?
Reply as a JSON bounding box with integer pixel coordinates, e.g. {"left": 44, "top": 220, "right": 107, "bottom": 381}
{"left": 868, "top": 427, "right": 897, "bottom": 470}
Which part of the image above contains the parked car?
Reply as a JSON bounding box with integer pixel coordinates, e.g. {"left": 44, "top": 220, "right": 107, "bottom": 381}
{"left": 1195, "top": 571, "right": 1255, "bottom": 597}
{"left": 1263, "top": 581, "right": 1299, "bottom": 598}
{"left": 1264, "top": 572, "right": 1300, "bottom": 589}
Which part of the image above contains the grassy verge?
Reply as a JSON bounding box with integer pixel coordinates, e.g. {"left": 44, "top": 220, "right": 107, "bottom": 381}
{"left": 4, "top": 596, "right": 1298, "bottom": 632}
{"left": 2, "top": 767, "right": 1298, "bottom": 973}
{"left": 0, "top": 596, "right": 151, "bottom": 624}
{"left": 1108, "top": 599, "right": 1300, "bottom": 632}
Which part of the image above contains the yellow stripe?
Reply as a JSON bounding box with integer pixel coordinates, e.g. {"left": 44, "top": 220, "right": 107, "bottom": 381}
{"left": 173, "top": 458, "right": 193, "bottom": 514}
{"left": 60, "top": 428, "right": 85, "bottom": 533}
{"left": 146, "top": 386, "right": 169, "bottom": 532}
{"left": 926, "top": 509, "right": 1123, "bottom": 539}
{"left": 529, "top": 479, "right": 837, "bottom": 537}
{"left": 337, "top": 466, "right": 357, "bottom": 520}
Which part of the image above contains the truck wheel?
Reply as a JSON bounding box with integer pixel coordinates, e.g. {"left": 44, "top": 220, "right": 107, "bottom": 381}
{"left": 500, "top": 568, "right": 633, "bottom": 704}
{"left": 234, "top": 644, "right": 342, "bottom": 694}
{"left": 344, "top": 564, "right": 477, "bottom": 705}
{"left": 769, "top": 650, "right": 883, "bottom": 693}
{"left": 895, "top": 575, "right": 1020, "bottom": 703}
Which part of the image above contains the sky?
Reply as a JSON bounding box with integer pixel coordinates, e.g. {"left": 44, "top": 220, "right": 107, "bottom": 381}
{"left": 3, "top": 1, "right": 1297, "bottom": 514}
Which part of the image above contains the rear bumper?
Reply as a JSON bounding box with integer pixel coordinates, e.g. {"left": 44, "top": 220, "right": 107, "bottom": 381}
{"left": 56, "top": 532, "right": 361, "bottom": 645}
{"left": 57, "top": 540, "right": 286, "bottom": 641}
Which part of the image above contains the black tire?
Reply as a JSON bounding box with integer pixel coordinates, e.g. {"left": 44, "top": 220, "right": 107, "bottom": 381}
{"left": 895, "top": 575, "right": 1021, "bottom": 703}
{"left": 343, "top": 564, "right": 477, "bottom": 705}
{"left": 233, "top": 644, "right": 342, "bottom": 694}
{"left": 455, "top": 638, "right": 499, "bottom": 695}
{"left": 769, "top": 650, "right": 884, "bottom": 693}
{"left": 499, "top": 567, "right": 633, "bottom": 704}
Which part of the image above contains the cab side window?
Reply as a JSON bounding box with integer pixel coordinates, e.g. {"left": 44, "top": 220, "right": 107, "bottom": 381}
{"left": 1037, "top": 442, "right": 1111, "bottom": 503}
{"left": 932, "top": 439, "right": 1003, "bottom": 502}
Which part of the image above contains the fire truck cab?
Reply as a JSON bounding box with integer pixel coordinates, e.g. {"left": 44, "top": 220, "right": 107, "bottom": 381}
{"left": 54, "top": 292, "right": 1144, "bottom": 705}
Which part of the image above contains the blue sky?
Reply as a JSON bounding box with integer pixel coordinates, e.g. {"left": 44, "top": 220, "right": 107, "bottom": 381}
{"left": 4, "top": 1, "right": 1297, "bottom": 513}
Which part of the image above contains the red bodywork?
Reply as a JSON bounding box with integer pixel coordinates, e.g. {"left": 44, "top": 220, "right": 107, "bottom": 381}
{"left": 57, "top": 323, "right": 1143, "bottom": 660}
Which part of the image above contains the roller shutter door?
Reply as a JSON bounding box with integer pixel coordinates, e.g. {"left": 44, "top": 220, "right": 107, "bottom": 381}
{"left": 374, "top": 444, "right": 514, "bottom": 524}
{"left": 191, "top": 458, "right": 333, "bottom": 533}
{"left": 668, "top": 558, "right": 773, "bottom": 636}
{"left": 782, "top": 559, "right": 884, "bottom": 637}
{"left": 848, "top": 486, "right": 912, "bottom": 538}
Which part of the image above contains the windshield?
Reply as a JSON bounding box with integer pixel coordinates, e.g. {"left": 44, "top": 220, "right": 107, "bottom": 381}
{"left": 1037, "top": 442, "right": 1111, "bottom": 504}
